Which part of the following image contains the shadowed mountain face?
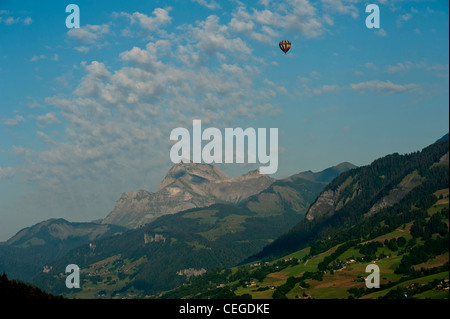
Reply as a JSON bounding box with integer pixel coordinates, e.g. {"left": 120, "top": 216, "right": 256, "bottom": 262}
{"left": 294, "top": 162, "right": 357, "bottom": 183}
{"left": 253, "top": 137, "right": 449, "bottom": 261}
{"left": 0, "top": 219, "right": 126, "bottom": 282}
{"left": 101, "top": 163, "right": 275, "bottom": 228}
{"left": 239, "top": 162, "right": 357, "bottom": 218}
{"left": 6, "top": 218, "right": 125, "bottom": 247}
{"left": 32, "top": 162, "right": 356, "bottom": 296}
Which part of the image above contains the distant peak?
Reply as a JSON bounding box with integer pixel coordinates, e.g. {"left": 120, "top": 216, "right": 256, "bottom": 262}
{"left": 158, "top": 162, "right": 229, "bottom": 191}
{"left": 334, "top": 162, "right": 357, "bottom": 169}
{"left": 243, "top": 168, "right": 261, "bottom": 176}
{"left": 436, "top": 133, "right": 449, "bottom": 143}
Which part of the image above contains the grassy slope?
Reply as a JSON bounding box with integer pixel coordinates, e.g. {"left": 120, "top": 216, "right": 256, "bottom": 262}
{"left": 228, "top": 191, "right": 449, "bottom": 299}
{"left": 61, "top": 189, "right": 449, "bottom": 299}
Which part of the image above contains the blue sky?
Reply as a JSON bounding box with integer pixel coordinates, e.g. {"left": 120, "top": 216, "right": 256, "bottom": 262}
{"left": 0, "top": 0, "right": 448, "bottom": 240}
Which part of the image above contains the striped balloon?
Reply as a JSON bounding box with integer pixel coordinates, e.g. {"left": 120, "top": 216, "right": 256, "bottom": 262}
{"left": 279, "top": 40, "right": 291, "bottom": 54}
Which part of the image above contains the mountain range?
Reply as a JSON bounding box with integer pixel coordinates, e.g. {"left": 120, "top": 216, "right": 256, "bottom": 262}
{"left": 0, "top": 219, "right": 125, "bottom": 282}
{"left": 2, "top": 161, "right": 354, "bottom": 296}
{"left": 1, "top": 134, "right": 448, "bottom": 299}
{"left": 252, "top": 134, "right": 449, "bottom": 261}
{"left": 162, "top": 135, "right": 449, "bottom": 299}
{"left": 101, "top": 163, "right": 275, "bottom": 228}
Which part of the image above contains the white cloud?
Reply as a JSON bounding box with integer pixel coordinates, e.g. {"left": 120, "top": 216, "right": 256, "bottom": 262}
{"left": 30, "top": 54, "right": 59, "bottom": 63}
{"left": 13, "top": 146, "right": 33, "bottom": 157}
{"left": 45, "top": 97, "right": 79, "bottom": 114}
{"left": 29, "top": 32, "right": 281, "bottom": 191}
{"left": 199, "top": 32, "right": 250, "bottom": 55}
{"left": 427, "top": 64, "right": 449, "bottom": 72}
{"left": 385, "top": 61, "right": 449, "bottom": 75}
{"left": 365, "top": 62, "right": 378, "bottom": 70}
{"left": 27, "top": 99, "right": 44, "bottom": 109}
{"left": 23, "top": 17, "right": 32, "bottom": 25}
{"left": 375, "top": 28, "right": 387, "bottom": 37}
{"left": 192, "top": 0, "right": 221, "bottom": 10}
{"left": 2, "top": 115, "right": 25, "bottom": 126}
{"left": 117, "top": 8, "right": 172, "bottom": 32}
{"left": 321, "top": 0, "right": 359, "bottom": 19}
{"left": 8, "top": 5, "right": 293, "bottom": 225}
{"left": 74, "top": 61, "right": 111, "bottom": 97}
{"left": 189, "top": 15, "right": 252, "bottom": 57}
{"left": 75, "top": 46, "right": 90, "bottom": 53}
{"left": 386, "top": 61, "right": 416, "bottom": 73}
{"left": 67, "top": 24, "right": 110, "bottom": 44}
{"left": 273, "top": 0, "right": 325, "bottom": 38}
{"left": 34, "top": 112, "right": 61, "bottom": 127}
{"left": 119, "top": 42, "right": 166, "bottom": 72}
{"left": 351, "top": 80, "right": 421, "bottom": 94}
{"left": 229, "top": 13, "right": 255, "bottom": 33}
{"left": 263, "top": 78, "right": 288, "bottom": 95}
{"left": 0, "top": 12, "right": 32, "bottom": 25}
{"left": 228, "top": 0, "right": 328, "bottom": 41}
{"left": 398, "top": 13, "right": 413, "bottom": 22}
{"left": 313, "top": 84, "right": 343, "bottom": 95}
{"left": 0, "top": 166, "right": 15, "bottom": 179}
{"left": 322, "top": 14, "right": 334, "bottom": 26}
{"left": 30, "top": 55, "right": 46, "bottom": 62}
{"left": 67, "top": 24, "right": 111, "bottom": 52}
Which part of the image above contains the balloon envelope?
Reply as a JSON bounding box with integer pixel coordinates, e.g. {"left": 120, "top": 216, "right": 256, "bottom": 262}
{"left": 279, "top": 40, "right": 291, "bottom": 54}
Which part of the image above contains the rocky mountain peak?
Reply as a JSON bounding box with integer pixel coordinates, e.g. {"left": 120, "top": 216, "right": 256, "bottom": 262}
{"left": 158, "top": 162, "right": 229, "bottom": 191}
{"left": 102, "top": 163, "right": 275, "bottom": 228}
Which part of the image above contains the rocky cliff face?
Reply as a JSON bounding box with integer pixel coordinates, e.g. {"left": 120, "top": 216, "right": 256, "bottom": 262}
{"left": 305, "top": 157, "right": 440, "bottom": 222}
{"left": 305, "top": 175, "right": 358, "bottom": 221}
{"left": 102, "top": 163, "right": 275, "bottom": 228}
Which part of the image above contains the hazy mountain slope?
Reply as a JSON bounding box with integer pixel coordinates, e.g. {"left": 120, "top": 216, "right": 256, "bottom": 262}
{"left": 161, "top": 138, "right": 449, "bottom": 300}
{"left": 0, "top": 219, "right": 126, "bottom": 282}
{"left": 31, "top": 163, "right": 354, "bottom": 297}
{"left": 294, "top": 162, "right": 357, "bottom": 183}
{"left": 436, "top": 133, "right": 449, "bottom": 143}
{"left": 252, "top": 137, "right": 449, "bottom": 261}
{"left": 163, "top": 190, "right": 448, "bottom": 299}
{"left": 101, "top": 163, "right": 275, "bottom": 228}
{"left": 243, "top": 162, "right": 356, "bottom": 217}
{"left": 0, "top": 273, "right": 63, "bottom": 299}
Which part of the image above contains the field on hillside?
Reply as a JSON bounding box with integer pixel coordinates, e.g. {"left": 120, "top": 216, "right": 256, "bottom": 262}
{"left": 172, "top": 191, "right": 449, "bottom": 300}
{"left": 60, "top": 188, "right": 449, "bottom": 300}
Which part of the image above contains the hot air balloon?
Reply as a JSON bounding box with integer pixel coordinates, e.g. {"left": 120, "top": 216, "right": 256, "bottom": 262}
{"left": 279, "top": 40, "right": 291, "bottom": 54}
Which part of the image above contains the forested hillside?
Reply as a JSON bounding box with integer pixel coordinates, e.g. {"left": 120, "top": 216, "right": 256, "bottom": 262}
{"left": 252, "top": 137, "right": 449, "bottom": 260}
{"left": 160, "top": 137, "right": 449, "bottom": 299}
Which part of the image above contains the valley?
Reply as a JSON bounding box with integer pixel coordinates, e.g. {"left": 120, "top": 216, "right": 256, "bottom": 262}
{"left": 162, "top": 188, "right": 448, "bottom": 299}
{"left": 1, "top": 136, "right": 448, "bottom": 300}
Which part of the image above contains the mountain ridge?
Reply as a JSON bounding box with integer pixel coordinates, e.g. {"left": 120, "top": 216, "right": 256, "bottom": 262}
{"left": 101, "top": 163, "right": 275, "bottom": 228}
{"left": 251, "top": 137, "right": 449, "bottom": 261}
{"left": 30, "top": 162, "right": 355, "bottom": 296}
{"left": 159, "top": 137, "right": 449, "bottom": 300}
{"left": 293, "top": 162, "right": 357, "bottom": 183}
{"left": 0, "top": 218, "right": 126, "bottom": 282}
